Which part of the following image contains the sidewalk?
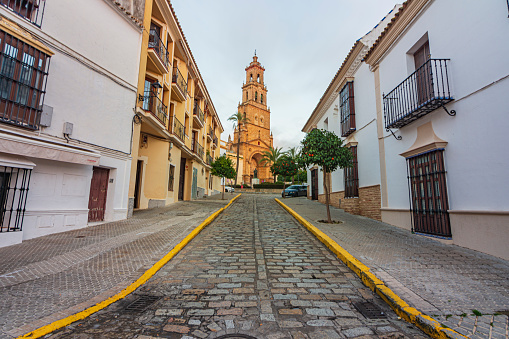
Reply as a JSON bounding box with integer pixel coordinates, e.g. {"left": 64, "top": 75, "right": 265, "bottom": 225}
{"left": 280, "top": 195, "right": 509, "bottom": 339}
{"left": 0, "top": 194, "right": 235, "bottom": 339}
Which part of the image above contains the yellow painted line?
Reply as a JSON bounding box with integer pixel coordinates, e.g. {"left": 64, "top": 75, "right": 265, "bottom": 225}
{"left": 18, "top": 194, "right": 242, "bottom": 339}
{"left": 275, "top": 198, "right": 467, "bottom": 339}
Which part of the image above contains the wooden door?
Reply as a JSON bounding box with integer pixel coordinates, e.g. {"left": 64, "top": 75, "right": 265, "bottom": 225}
{"left": 88, "top": 167, "right": 109, "bottom": 222}
{"left": 178, "top": 157, "right": 186, "bottom": 200}
{"left": 413, "top": 41, "right": 431, "bottom": 105}
{"left": 192, "top": 167, "right": 198, "bottom": 200}
{"left": 134, "top": 160, "right": 143, "bottom": 208}
{"left": 311, "top": 169, "right": 318, "bottom": 200}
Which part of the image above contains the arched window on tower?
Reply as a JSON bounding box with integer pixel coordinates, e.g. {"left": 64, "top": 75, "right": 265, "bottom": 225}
{"left": 260, "top": 94, "right": 263, "bottom": 104}
{"left": 246, "top": 91, "right": 248, "bottom": 101}
{"left": 255, "top": 92, "right": 258, "bottom": 101}
{"left": 250, "top": 74, "right": 253, "bottom": 81}
{"left": 257, "top": 74, "right": 260, "bottom": 83}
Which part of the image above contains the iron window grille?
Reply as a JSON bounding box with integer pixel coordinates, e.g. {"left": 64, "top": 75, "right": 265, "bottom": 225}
{"left": 340, "top": 81, "right": 356, "bottom": 137}
{"left": 0, "top": 0, "right": 46, "bottom": 27}
{"left": 0, "top": 30, "right": 50, "bottom": 130}
{"left": 344, "top": 146, "right": 358, "bottom": 198}
{"left": 406, "top": 149, "right": 451, "bottom": 237}
{"left": 0, "top": 166, "right": 31, "bottom": 232}
{"left": 172, "top": 116, "right": 185, "bottom": 142}
{"left": 384, "top": 59, "right": 453, "bottom": 130}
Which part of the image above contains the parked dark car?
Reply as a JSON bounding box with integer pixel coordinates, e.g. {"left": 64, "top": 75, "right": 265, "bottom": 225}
{"left": 281, "top": 185, "right": 308, "bottom": 197}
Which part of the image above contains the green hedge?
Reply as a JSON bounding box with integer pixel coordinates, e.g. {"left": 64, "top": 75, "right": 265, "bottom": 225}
{"left": 253, "top": 183, "right": 285, "bottom": 189}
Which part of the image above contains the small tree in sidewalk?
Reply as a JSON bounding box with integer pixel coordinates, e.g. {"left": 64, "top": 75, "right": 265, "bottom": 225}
{"left": 211, "top": 155, "right": 236, "bottom": 200}
{"left": 300, "top": 129, "right": 353, "bottom": 223}
{"left": 271, "top": 155, "right": 298, "bottom": 198}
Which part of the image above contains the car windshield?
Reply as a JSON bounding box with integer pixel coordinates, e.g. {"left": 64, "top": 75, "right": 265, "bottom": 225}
{"left": 287, "top": 185, "right": 299, "bottom": 189}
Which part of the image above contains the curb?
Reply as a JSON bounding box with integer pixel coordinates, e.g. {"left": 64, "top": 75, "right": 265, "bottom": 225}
{"left": 18, "top": 194, "right": 242, "bottom": 339}
{"left": 275, "top": 198, "right": 467, "bottom": 339}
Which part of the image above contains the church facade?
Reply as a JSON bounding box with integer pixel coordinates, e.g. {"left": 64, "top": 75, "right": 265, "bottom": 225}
{"left": 226, "top": 55, "right": 274, "bottom": 185}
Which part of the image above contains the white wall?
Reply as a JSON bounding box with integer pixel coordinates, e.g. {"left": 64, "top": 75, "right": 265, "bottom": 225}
{"left": 42, "top": 0, "right": 142, "bottom": 86}
{"left": 379, "top": 0, "right": 509, "bottom": 211}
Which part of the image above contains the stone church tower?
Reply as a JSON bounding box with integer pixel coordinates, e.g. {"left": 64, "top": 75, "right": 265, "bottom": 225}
{"left": 228, "top": 54, "right": 274, "bottom": 184}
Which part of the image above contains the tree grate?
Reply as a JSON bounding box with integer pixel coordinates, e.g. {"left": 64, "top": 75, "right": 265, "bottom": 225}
{"left": 353, "top": 301, "right": 386, "bottom": 319}
{"left": 124, "top": 295, "right": 161, "bottom": 313}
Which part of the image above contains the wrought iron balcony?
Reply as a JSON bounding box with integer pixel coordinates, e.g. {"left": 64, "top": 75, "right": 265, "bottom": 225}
{"left": 148, "top": 29, "right": 170, "bottom": 70}
{"left": 207, "top": 126, "right": 213, "bottom": 141}
{"left": 384, "top": 59, "right": 454, "bottom": 129}
{"left": 172, "top": 116, "right": 185, "bottom": 142}
{"left": 141, "top": 91, "right": 167, "bottom": 125}
{"left": 172, "top": 66, "right": 187, "bottom": 100}
{"left": 206, "top": 153, "right": 213, "bottom": 165}
{"left": 193, "top": 104, "right": 204, "bottom": 127}
{"left": 1, "top": 0, "right": 45, "bottom": 27}
{"left": 212, "top": 136, "right": 218, "bottom": 148}
{"left": 192, "top": 140, "right": 204, "bottom": 160}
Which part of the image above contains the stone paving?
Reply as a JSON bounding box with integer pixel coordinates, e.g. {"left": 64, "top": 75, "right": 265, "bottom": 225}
{"left": 0, "top": 195, "right": 233, "bottom": 339}
{"left": 46, "top": 194, "right": 426, "bottom": 338}
{"left": 281, "top": 195, "right": 509, "bottom": 339}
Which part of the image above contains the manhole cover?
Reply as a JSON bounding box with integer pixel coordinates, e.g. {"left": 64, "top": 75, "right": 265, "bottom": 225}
{"left": 353, "top": 301, "right": 386, "bottom": 319}
{"left": 216, "top": 335, "right": 257, "bottom": 339}
{"left": 176, "top": 212, "right": 193, "bottom": 216}
{"left": 124, "top": 295, "right": 161, "bottom": 313}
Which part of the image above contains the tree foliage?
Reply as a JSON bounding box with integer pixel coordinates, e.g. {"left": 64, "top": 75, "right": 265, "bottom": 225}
{"left": 211, "top": 155, "right": 236, "bottom": 179}
{"left": 300, "top": 129, "right": 353, "bottom": 222}
{"left": 300, "top": 129, "right": 352, "bottom": 172}
{"left": 261, "top": 146, "right": 284, "bottom": 182}
{"left": 227, "top": 112, "right": 249, "bottom": 186}
{"left": 211, "top": 155, "right": 236, "bottom": 200}
{"left": 271, "top": 155, "right": 299, "bottom": 179}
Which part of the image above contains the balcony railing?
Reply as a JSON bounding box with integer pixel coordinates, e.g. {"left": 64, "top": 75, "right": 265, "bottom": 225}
{"left": 207, "top": 126, "right": 214, "bottom": 141}
{"left": 0, "top": 0, "right": 45, "bottom": 27}
{"left": 141, "top": 91, "right": 167, "bottom": 125}
{"left": 384, "top": 59, "right": 453, "bottom": 129}
{"left": 148, "top": 29, "right": 169, "bottom": 69}
{"left": 172, "top": 66, "right": 187, "bottom": 98}
{"left": 212, "top": 136, "right": 218, "bottom": 148}
{"left": 193, "top": 103, "right": 204, "bottom": 125}
{"left": 195, "top": 142, "right": 204, "bottom": 160}
{"left": 206, "top": 154, "right": 213, "bottom": 165}
{"left": 172, "top": 116, "right": 185, "bottom": 142}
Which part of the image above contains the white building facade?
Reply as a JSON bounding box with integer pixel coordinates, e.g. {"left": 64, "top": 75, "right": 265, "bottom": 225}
{"left": 302, "top": 6, "right": 400, "bottom": 221}
{"left": 365, "top": 0, "right": 509, "bottom": 260}
{"left": 0, "top": 0, "right": 144, "bottom": 247}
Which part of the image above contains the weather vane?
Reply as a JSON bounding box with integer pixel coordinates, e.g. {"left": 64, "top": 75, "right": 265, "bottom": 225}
{"left": 254, "top": 49, "right": 257, "bottom": 56}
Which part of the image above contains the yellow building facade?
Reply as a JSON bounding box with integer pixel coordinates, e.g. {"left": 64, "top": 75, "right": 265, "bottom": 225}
{"left": 128, "top": 0, "right": 223, "bottom": 215}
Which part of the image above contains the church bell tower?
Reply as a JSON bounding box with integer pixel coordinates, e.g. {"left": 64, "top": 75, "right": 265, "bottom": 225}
{"left": 229, "top": 53, "right": 274, "bottom": 184}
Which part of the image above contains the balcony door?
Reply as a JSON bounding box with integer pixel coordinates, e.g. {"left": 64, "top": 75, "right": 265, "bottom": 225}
{"left": 413, "top": 41, "right": 431, "bottom": 106}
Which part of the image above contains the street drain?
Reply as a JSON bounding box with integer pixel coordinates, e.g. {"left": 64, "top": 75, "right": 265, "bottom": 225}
{"left": 176, "top": 212, "right": 193, "bottom": 216}
{"left": 353, "top": 301, "right": 386, "bottom": 319}
{"left": 75, "top": 235, "right": 86, "bottom": 238}
{"left": 216, "top": 335, "right": 257, "bottom": 339}
{"left": 124, "top": 295, "right": 161, "bottom": 313}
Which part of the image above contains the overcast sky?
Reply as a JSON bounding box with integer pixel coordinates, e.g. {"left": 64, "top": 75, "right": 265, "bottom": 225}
{"left": 171, "top": 0, "right": 400, "bottom": 151}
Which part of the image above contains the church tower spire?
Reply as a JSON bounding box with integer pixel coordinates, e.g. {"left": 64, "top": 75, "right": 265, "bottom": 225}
{"left": 227, "top": 53, "right": 274, "bottom": 185}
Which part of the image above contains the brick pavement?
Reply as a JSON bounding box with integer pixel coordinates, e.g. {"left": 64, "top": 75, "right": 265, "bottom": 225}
{"left": 281, "top": 195, "right": 509, "bottom": 339}
{"left": 0, "top": 195, "right": 233, "bottom": 339}
{"left": 45, "top": 194, "right": 426, "bottom": 338}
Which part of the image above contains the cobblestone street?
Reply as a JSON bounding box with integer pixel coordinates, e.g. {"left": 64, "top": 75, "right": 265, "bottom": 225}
{"left": 46, "top": 195, "right": 425, "bottom": 339}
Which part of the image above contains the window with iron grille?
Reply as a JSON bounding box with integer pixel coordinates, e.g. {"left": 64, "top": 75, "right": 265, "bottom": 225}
{"left": 340, "top": 81, "right": 355, "bottom": 137}
{"left": 407, "top": 149, "right": 451, "bottom": 237}
{"left": 0, "top": 166, "right": 31, "bottom": 232}
{"left": 0, "top": 30, "right": 50, "bottom": 129}
{"left": 344, "top": 146, "right": 358, "bottom": 198}
{"left": 0, "top": 0, "right": 46, "bottom": 27}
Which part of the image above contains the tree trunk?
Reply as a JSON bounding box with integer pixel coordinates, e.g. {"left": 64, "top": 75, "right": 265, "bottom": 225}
{"left": 222, "top": 180, "right": 225, "bottom": 200}
{"left": 235, "top": 130, "right": 240, "bottom": 187}
{"left": 323, "top": 170, "right": 331, "bottom": 223}
{"left": 282, "top": 181, "right": 286, "bottom": 199}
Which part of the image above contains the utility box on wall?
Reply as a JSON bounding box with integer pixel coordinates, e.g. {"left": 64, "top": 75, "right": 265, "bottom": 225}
{"left": 39, "top": 105, "right": 53, "bottom": 127}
